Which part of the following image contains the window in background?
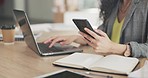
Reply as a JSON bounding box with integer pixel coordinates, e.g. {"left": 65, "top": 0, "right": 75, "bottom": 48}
{"left": 78, "top": 0, "right": 99, "bottom": 10}
{"left": 53, "top": 0, "right": 99, "bottom": 23}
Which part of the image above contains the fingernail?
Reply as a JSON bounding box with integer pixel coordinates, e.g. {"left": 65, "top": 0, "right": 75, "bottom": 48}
{"left": 44, "top": 42, "right": 46, "bottom": 44}
{"left": 49, "top": 45, "right": 52, "bottom": 48}
{"left": 84, "top": 28, "right": 87, "bottom": 30}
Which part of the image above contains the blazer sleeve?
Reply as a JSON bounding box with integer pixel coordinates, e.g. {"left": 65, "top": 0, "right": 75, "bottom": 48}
{"left": 129, "top": 40, "right": 148, "bottom": 58}
{"left": 129, "top": 12, "right": 148, "bottom": 58}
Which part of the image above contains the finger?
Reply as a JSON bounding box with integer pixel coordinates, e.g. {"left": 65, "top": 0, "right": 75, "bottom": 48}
{"left": 79, "top": 31, "right": 94, "bottom": 42}
{"left": 49, "top": 38, "right": 65, "bottom": 48}
{"left": 81, "top": 36, "right": 96, "bottom": 48}
{"left": 80, "top": 31, "right": 100, "bottom": 48}
{"left": 44, "top": 36, "right": 57, "bottom": 44}
{"left": 84, "top": 28, "right": 101, "bottom": 40}
{"left": 60, "top": 40, "right": 69, "bottom": 45}
{"left": 95, "top": 29, "right": 107, "bottom": 37}
{"left": 60, "top": 42, "right": 65, "bottom": 46}
{"left": 79, "top": 31, "right": 98, "bottom": 44}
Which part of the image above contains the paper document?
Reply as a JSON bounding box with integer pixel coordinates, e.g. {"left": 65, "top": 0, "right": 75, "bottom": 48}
{"left": 128, "top": 60, "right": 148, "bottom": 78}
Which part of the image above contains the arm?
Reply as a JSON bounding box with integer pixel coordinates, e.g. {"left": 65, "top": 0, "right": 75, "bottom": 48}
{"left": 129, "top": 7, "right": 148, "bottom": 57}
{"left": 79, "top": 27, "right": 148, "bottom": 58}
{"left": 79, "top": 28, "right": 128, "bottom": 55}
{"left": 129, "top": 36, "right": 148, "bottom": 58}
{"left": 44, "top": 35, "right": 87, "bottom": 47}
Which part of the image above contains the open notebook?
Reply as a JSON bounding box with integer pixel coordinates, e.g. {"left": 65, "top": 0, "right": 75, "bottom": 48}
{"left": 53, "top": 53, "right": 139, "bottom": 75}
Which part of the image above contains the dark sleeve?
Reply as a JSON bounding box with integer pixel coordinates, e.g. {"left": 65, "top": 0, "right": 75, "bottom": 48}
{"left": 97, "top": 23, "right": 106, "bottom": 32}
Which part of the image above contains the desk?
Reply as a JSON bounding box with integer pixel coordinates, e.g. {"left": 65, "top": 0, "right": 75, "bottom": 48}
{"left": 0, "top": 31, "right": 147, "bottom": 78}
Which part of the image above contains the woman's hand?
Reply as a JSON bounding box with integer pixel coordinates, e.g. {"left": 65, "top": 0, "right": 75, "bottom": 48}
{"left": 44, "top": 35, "right": 87, "bottom": 48}
{"left": 79, "top": 28, "right": 126, "bottom": 55}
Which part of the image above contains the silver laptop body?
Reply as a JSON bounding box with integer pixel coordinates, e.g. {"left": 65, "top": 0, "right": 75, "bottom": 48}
{"left": 13, "top": 10, "right": 82, "bottom": 56}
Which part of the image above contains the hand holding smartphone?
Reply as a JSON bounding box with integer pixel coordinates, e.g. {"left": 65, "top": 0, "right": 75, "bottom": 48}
{"left": 72, "top": 19, "right": 97, "bottom": 39}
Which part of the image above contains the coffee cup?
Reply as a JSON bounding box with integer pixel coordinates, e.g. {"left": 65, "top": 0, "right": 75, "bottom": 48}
{"left": 1, "top": 25, "right": 15, "bottom": 45}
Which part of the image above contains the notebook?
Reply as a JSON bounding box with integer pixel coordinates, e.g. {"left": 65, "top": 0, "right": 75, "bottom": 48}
{"left": 53, "top": 53, "right": 139, "bottom": 75}
{"left": 13, "top": 9, "right": 82, "bottom": 56}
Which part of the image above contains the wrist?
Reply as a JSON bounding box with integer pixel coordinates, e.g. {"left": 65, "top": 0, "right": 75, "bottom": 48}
{"left": 73, "top": 35, "right": 81, "bottom": 42}
{"left": 74, "top": 35, "right": 87, "bottom": 45}
{"left": 110, "top": 42, "right": 127, "bottom": 55}
{"left": 123, "top": 45, "right": 131, "bottom": 57}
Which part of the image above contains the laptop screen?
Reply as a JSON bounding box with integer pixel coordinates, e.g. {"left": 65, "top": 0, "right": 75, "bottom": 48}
{"left": 13, "top": 10, "right": 41, "bottom": 54}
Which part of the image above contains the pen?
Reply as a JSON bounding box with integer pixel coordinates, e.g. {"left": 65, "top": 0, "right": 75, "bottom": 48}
{"left": 84, "top": 72, "right": 113, "bottom": 78}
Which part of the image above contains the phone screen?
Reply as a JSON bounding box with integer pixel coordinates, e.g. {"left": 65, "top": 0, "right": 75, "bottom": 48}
{"left": 43, "top": 71, "right": 90, "bottom": 78}
{"left": 72, "top": 19, "right": 96, "bottom": 38}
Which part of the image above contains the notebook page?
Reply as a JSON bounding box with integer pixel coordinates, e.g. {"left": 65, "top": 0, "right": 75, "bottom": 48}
{"left": 90, "top": 55, "right": 139, "bottom": 74}
{"left": 53, "top": 53, "right": 104, "bottom": 69}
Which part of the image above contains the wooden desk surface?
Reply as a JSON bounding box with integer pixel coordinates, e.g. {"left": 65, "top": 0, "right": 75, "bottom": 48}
{"left": 0, "top": 31, "right": 147, "bottom": 78}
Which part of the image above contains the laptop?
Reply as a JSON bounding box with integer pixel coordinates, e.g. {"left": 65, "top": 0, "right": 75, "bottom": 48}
{"left": 13, "top": 10, "right": 82, "bottom": 56}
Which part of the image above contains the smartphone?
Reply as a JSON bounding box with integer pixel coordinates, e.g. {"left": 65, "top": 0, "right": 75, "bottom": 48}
{"left": 72, "top": 19, "right": 96, "bottom": 38}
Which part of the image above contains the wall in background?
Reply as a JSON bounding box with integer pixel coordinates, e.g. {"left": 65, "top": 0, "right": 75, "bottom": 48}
{"left": 2, "top": 0, "right": 13, "bottom": 18}
{"left": 14, "top": 0, "right": 25, "bottom": 11}
{"left": 0, "top": 0, "right": 14, "bottom": 25}
{"left": 0, "top": 0, "right": 54, "bottom": 24}
{"left": 0, "top": 0, "right": 100, "bottom": 24}
{"left": 28, "top": 0, "right": 54, "bottom": 23}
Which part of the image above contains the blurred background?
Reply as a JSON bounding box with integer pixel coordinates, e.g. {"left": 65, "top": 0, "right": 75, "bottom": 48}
{"left": 0, "top": 0, "right": 101, "bottom": 27}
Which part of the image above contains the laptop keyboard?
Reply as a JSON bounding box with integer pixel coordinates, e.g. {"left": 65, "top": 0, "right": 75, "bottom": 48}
{"left": 37, "top": 43, "right": 64, "bottom": 53}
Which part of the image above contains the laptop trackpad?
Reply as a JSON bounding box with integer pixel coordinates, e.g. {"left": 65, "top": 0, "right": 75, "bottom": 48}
{"left": 37, "top": 43, "right": 76, "bottom": 53}
{"left": 54, "top": 43, "right": 76, "bottom": 50}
